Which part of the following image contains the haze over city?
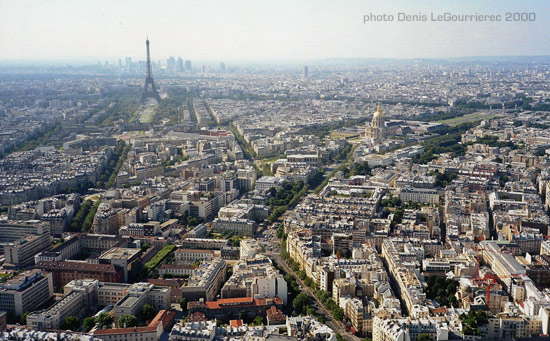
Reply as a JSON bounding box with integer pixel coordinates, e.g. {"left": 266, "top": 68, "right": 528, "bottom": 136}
{"left": 1, "top": 0, "right": 550, "bottom": 62}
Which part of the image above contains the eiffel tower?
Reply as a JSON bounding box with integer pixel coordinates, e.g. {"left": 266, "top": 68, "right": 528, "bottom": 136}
{"left": 140, "top": 38, "right": 161, "bottom": 103}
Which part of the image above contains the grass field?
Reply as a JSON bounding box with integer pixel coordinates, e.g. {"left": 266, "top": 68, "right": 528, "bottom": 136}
{"left": 127, "top": 109, "right": 141, "bottom": 123}
{"left": 438, "top": 111, "right": 501, "bottom": 126}
{"left": 139, "top": 104, "right": 157, "bottom": 123}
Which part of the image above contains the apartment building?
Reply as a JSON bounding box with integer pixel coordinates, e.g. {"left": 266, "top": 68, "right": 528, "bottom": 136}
{"left": 113, "top": 283, "right": 171, "bottom": 319}
{"left": 92, "top": 203, "right": 127, "bottom": 234}
{"left": 0, "top": 220, "right": 50, "bottom": 242}
{"left": 64, "top": 279, "right": 131, "bottom": 307}
{"left": 0, "top": 270, "right": 53, "bottom": 316}
{"left": 221, "top": 256, "right": 288, "bottom": 304}
{"left": 188, "top": 297, "right": 284, "bottom": 321}
{"left": 35, "top": 260, "right": 124, "bottom": 288}
{"left": 158, "top": 264, "right": 196, "bottom": 278}
{"left": 93, "top": 310, "right": 174, "bottom": 341}
{"left": 26, "top": 291, "right": 84, "bottom": 330}
{"left": 212, "top": 217, "right": 256, "bottom": 236}
{"left": 4, "top": 233, "right": 51, "bottom": 268}
{"left": 400, "top": 187, "right": 440, "bottom": 204}
{"left": 181, "top": 258, "right": 227, "bottom": 302}
{"left": 174, "top": 248, "right": 217, "bottom": 264}
{"left": 345, "top": 298, "right": 372, "bottom": 336}
{"left": 180, "top": 238, "right": 228, "bottom": 250}
{"left": 240, "top": 238, "right": 261, "bottom": 259}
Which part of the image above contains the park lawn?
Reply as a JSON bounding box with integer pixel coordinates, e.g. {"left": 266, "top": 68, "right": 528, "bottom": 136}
{"left": 438, "top": 111, "right": 501, "bottom": 126}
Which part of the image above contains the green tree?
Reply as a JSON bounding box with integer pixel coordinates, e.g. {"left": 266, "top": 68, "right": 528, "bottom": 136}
{"left": 20, "top": 311, "right": 30, "bottom": 325}
{"left": 70, "top": 199, "right": 93, "bottom": 232}
{"left": 332, "top": 306, "right": 345, "bottom": 321}
{"left": 140, "top": 303, "right": 157, "bottom": 321}
{"left": 315, "top": 290, "right": 332, "bottom": 304}
{"left": 62, "top": 316, "right": 80, "bottom": 331}
{"left": 429, "top": 170, "right": 458, "bottom": 188}
{"left": 141, "top": 243, "right": 150, "bottom": 252}
{"left": 82, "top": 317, "right": 96, "bottom": 332}
{"left": 304, "top": 277, "right": 314, "bottom": 288}
{"left": 252, "top": 316, "right": 264, "bottom": 326}
{"left": 82, "top": 199, "right": 101, "bottom": 231}
{"left": 118, "top": 314, "right": 138, "bottom": 328}
{"left": 460, "top": 310, "right": 488, "bottom": 336}
{"left": 276, "top": 225, "right": 286, "bottom": 239}
{"left": 96, "top": 312, "right": 113, "bottom": 329}
{"left": 425, "top": 275, "right": 459, "bottom": 308}
{"left": 292, "top": 293, "right": 310, "bottom": 316}
{"left": 418, "top": 334, "right": 431, "bottom": 341}
{"left": 343, "top": 161, "right": 371, "bottom": 178}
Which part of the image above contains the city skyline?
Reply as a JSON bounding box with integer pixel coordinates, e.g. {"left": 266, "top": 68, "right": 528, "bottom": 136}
{"left": 3, "top": 1, "right": 550, "bottom": 340}
{"left": 1, "top": 0, "right": 549, "bottom": 61}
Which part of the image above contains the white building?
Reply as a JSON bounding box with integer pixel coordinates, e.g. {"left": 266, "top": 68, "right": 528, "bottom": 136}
{"left": 221, "top": 255, "right": 287, "bottom": 304}
{"left": 400, "top": 187, "right": 439, "bottom": 204}
{"left": 240, "top": 238, "right": 261, "bottom": 259}
{"left": 256, "top": 176, "right": 281, "bottom": 191}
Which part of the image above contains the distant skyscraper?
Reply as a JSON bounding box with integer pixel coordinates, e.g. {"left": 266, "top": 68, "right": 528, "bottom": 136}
{"left": 303, "top": 66, "right": 308, "bottom": 79}
{"left": 140, "top": 38, "right": 161, "bottom": 103}
{"left": 220, "top": 62, "right": 226, "bottom": 72}
{"left": 185, "top": 60, "right": 192, "bottom": 71}
{"left": 167, "top": 56, "right": 176, "bottom": 73}
{"left": 177, "top": 57, "right": 184, "bottom": 72}
{"left": 118, "top": 59, "right": 122, "bottom": 68}
{"left": 125, "top": 57, "right": 132, "bottom": 67}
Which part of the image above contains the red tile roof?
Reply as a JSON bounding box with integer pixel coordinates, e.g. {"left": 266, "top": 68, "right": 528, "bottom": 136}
{"left": 190, "top": 311, "right": 206, "bottom": 322}
{"left": 266, "top": 306, "right": 285, "bottom": 317}
{"left": 93, "top": 324, "right": 159, "bottom": 335}
{"left": 151, "top": 310, "right": 176, "bottom": 331}
{"left": 429, "top": 307, "right": 447, "bottom": 315}
{"left": 203, "top": 297, "right": 283, "bottom": 309}
{"left": 230, "top": 320, "right": 243, "bottom": 327}
{"left": 93, "top": 310, "right": 173, "bottom": 335}
{"left": 205, "top": 297, "right": 254, "bottom": 309}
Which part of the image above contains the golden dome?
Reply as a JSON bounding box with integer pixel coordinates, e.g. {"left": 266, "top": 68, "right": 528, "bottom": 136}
{"left": 373, "top": 105, "right": 381, "bottom": 119}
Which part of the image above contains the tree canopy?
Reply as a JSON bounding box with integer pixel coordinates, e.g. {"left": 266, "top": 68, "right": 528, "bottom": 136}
{"left": 82, "top": 317, "right": 96, "bottom": 332}
{"left": 96, "top": 312, "right": 113, "bottom": 329}
{"left": 118, "top": 314, "right": 138, "bottom": 328}
{"left": 140, "top": 303, "right": 157, "bottom": 321}
{"left": 62, "top": 316, "right": 80, "bottom": 331}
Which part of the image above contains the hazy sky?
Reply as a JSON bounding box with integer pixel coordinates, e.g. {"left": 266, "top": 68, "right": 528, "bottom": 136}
{"left": 1, "top": 0, "right": 549, "bottom": 61}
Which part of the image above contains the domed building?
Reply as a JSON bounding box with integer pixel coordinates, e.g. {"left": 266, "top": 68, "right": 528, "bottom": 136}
{"left": 364, "top": 105, "right": 387, "bottom": 143}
